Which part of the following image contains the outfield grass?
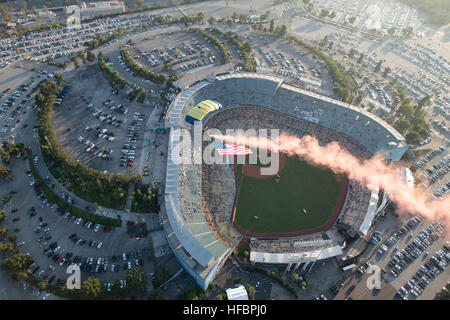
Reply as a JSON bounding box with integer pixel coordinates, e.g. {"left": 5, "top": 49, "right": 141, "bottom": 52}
{"left": 234, "top": 155, "right": 345, "bottom": 234}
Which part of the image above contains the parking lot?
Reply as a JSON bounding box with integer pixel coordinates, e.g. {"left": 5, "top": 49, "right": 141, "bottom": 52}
{"left": 128, "top": 29, "right": 221, "bottom": 75}
{"left": 50, "top": 64, "right": 157, "bottom": 176}
{"left": 1, "top": 157, "right": 161, "bottom": 293}
{"left": 336, "top": 213, "right": 449, "bottom": 300}
{"left": 249, "top": 33, "right": 335, "bottom": 96}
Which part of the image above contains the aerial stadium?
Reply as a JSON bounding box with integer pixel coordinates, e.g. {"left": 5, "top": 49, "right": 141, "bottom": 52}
{"left": 161, "top": 73, "right": 408, "bottom": 290}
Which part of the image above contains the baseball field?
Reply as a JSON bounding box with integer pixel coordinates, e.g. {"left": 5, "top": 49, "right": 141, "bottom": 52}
{"left": 233, "top": 154, "right": 347, "bottom": 236}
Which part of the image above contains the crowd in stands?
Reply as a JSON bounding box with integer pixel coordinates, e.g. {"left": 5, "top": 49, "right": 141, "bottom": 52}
{"left": 250, "top": 235, "right": 335, "bottom": 254}
{"left": 182, "top": 75, "right": 402, "bottom": 156}
{"left": 337, "top": 180, "right": 371, "bottom": 232}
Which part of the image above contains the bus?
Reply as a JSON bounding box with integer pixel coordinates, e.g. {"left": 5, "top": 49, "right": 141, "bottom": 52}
{"left": 341, "top": 263, "right": 356, "bottom": 272}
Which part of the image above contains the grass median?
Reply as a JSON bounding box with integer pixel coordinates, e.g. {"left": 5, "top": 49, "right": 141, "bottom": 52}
{"left": 27, "top": 150, "right": 122, "bottom": 227}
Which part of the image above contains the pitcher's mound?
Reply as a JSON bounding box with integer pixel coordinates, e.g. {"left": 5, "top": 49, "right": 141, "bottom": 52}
{"left": 242, "top": 153, "right": 286, "bottom": 179}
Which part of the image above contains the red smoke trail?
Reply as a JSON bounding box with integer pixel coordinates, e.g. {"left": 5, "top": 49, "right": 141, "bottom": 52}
{"left": 211, "top": 133, "right": 450, "bottom": 228}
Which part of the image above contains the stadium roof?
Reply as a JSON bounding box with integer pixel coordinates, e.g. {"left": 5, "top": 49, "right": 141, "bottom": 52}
{"left": 164, "top": 128, "right": 230, "bottom": 269}
{"left": 226, "top": 285, "right": 249, "bottom": 300}
{"left": 164, "top": 129, "right": 214, "bottom": 268}
{"left": 250, "top": 245, "right": 343, "bottom": 263}
{"left": 165, "top": 80, "right": 209, "bottom": 127}
{"left": 216, "top": 72, "right": 283, "bottom": 84}
{"left": 359, "top": 187, "right": 379, "bottom": 236}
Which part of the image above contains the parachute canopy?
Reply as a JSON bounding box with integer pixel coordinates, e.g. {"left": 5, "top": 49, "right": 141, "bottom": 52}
{"left": 185, "top": 100, "right": 222, "bottom": 124}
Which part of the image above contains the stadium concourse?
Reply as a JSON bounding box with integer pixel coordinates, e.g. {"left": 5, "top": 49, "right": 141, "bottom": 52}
{"left": 161, "top": 73, "right": 408, "bottom": 290}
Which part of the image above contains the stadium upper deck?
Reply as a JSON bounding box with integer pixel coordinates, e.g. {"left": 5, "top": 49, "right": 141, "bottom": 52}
{"left": 166, "top": 73, "right": 407, "bottom": 160}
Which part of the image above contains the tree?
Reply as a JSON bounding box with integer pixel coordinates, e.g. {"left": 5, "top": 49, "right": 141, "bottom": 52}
{"left": 0, "top": 242, "right": 17, "bottom": 256}
{"left": 133, "top": 0, "right": 145, "bottom": 9}
{"left": 15, "top": 23, "right": 26, "bottom": 34}
{"left": 244, "top": 283, "right": 256, "bottom": 299}
{"left": 261, "top": 10, "right": 270, "bottom": 21}
{"left": 81, "top": 277, "right": 102, "bottom": 299}
{"left": 434, "top": 284, "right": 450, "bottom": 300}
{"left": 320, "top": 9, "right": 329, "bottom": 18}
{"left": 180, "top": 286, "right": 204, "bottom": 300}
{"left": 0, "top": 226, "right": 7, "bottom": 240}
{"left": 374, "top": 60, "right": 382, "bottom": 73}
{"left": 73, "top": 57, "right": 80, "bottom": 69}
{"left": 279, "top": 24, "right": 287, "bottom": 37}
{"left": 328, "top": 41, "right": 334, "bottom": 50}
{"left": 148, "top": 291, "right": 163, "bottom": 300}
{"left": 127, "top": 267, "right": 148, "bottom": 295}
{"left": 418, "top": 95, "right": 431, "bottom": 108}
{"left": 402, "top": 27, "right": 413, "bottom": 37}
{"left": 0, "top": 209, "right": 5, "bottom": 223}
{"left": 227, "top": 19, "right": 234, "bottom": 29}
{"left": 78, "top": 51, "right": 86, "bottom": 64}
{"left": 320, "top": 35, "right": 328, "bottom": 47}
{"left": 394, "top": 119, "right": 411, "bottom": 134}
{"left": 86, "top": 50, "right": 96, "bottom": 62}
{"left": 348, "top": 48, "right": 356, "bottom": 59}
{"left": 383, "top": 66, "right": 391, "bottom": 78}
{"left": 329, "top": 11, "right": 336, "bottom": 19}
{"left": 269, "top": 19, "right": 274, "bottom": 33}
{"left": 54, "top": 73, "right": 64, "bottom": 86}
{"left": 398, "top": 103, "right": 415, "bottom": 117}
{"left": 1, "top": 253, "right": 30, "bottom": 272}
{"left": 196, "top": 12, "right": 204, "bottom": 22}
{"left": 0, "top": 165, "right": 10, "bottom": 180}
{"left": 208, "top": 16, "right": 216, "bottom": 25}
{"left": 358, "top": 52, "right": 364, "bottom": 64}
{"left": 348, "top": 16, "right": 356, "bottom": 24}
{"left": 406, "top": 131, "right": 421, "bottom": 145}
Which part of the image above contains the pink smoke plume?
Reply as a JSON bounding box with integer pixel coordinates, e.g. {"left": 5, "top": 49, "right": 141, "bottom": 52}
{"left": 211, "top": 133, "right": 450, "bottom": 228}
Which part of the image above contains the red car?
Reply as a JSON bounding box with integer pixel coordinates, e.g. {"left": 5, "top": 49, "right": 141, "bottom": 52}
{"left": 146, "top": 256, "right": 151, "bottom": 263}
{"left": 56, "top": 257, "right": 63, "bottom": 264}
{"left": 42, "top": 273, "right": 49, "bottom": 280}
{"left": 13, "top": 217, "right": 21, "bottom": 222}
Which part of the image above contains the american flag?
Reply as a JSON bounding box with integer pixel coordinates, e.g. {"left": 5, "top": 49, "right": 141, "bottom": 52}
{"left": 212, "top": 141, "right": 252, "bottom": 155}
